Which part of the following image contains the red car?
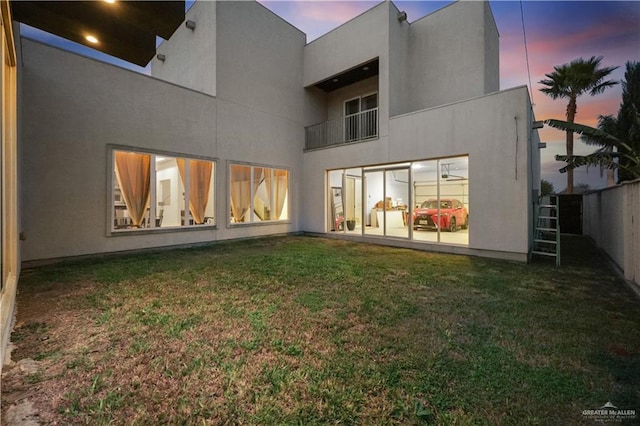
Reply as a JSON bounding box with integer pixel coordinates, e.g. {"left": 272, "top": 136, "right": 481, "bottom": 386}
{"left": 412, "top": 199, "right": 468, "bottom": 232}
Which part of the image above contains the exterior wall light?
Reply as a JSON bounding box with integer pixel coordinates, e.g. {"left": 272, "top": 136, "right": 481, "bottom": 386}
{"left": 185, "top": 20, "right": 196, "bottom": 30}
{"left": 156, "top": 53, "right": 166, "bottom": 62}
{"left": 398, "top": 11, "right": 407, "bottom": 22}
{"left": 538, "top": 142, "right": 547, "bottom": 148}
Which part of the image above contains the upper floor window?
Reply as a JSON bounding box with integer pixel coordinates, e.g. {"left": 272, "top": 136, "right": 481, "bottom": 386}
{"left": 344, "top": 93, "right": 378, "bottom": 141}
{"left": 229, "top": 164, "right": 289, "bottom": 224}
{"left": 111, "top": 148, "right": 215, "bottom": 232}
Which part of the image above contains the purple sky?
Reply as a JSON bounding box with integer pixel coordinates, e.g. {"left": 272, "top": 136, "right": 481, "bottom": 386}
{"left": 22, "top": 1, "right": 640, "bottom": 192}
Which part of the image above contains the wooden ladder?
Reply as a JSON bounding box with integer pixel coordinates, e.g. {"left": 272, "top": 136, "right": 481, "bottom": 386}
{"left": 532, "top": 195, "right": 560, "bottom": 266}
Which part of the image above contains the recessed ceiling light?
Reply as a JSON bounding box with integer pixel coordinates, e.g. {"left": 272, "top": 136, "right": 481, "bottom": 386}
{"left": 104, "top": 0, "right": 116, "bottom": 3}
{"left": 85, "top": 35, "right": 99, "bottom": 44}
{"left": 363, "top": 66, "right": 369, "bottom": 71}
{"left": 332, "top": 78, "right": 338, "bottom": 82}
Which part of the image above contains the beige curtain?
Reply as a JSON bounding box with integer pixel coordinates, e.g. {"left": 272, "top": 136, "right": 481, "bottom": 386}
{"left": 253, "top": 167, "right": 272, "bottom": 220}
{"left": 114, "top": 151, "right": 151, "bottom": 227}
{"left": 230, "top": 165, "right": 251, "bottom": 222}
{"left": 177, "top": 159, "right": 213, "bottom": 224}
{"left": 263, "top": 168, "right": 271, "bottom": 215}
{"left": 274, "top": 169, "right": 288, "bottom": 220}
{"left": 253, "top": 167, "right": 264, "bottom": 200}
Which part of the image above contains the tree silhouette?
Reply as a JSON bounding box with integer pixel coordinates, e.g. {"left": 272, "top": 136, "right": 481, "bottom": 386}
{"left": 539, "top": 56, "right": 618, "bottom": 193}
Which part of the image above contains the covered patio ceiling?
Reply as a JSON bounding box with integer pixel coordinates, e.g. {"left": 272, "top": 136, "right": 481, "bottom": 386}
{"left": 11, "top": 1, "right": 185, "bottom": 67}
{"left": 313, "top": 58, "right": 379, "bottom": 92}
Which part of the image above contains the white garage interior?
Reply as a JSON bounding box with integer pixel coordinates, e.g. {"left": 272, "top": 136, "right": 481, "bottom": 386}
{"left": 328, "top": 155, "right": 469, "bottom": 245}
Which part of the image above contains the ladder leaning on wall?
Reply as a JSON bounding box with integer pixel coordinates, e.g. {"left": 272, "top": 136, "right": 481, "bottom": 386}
{"left": 531, "top": 195, "right": 561, "bottom": 266}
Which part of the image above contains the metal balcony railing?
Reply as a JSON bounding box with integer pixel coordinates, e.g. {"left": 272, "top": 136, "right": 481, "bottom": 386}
{"left": 305, "top": 108, "right": 378, "bottom": 150}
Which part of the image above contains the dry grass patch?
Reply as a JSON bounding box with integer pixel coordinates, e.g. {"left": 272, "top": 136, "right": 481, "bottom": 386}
{"left": 2, "top": 236, "right": 639, "bottom": 425}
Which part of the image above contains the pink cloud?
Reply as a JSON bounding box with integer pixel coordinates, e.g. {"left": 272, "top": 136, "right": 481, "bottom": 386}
{"left": 293, "top": 1, "right": 376, "bottom": 24}
{"left": 528, "top": 20, "right": 636, "bottom": 56}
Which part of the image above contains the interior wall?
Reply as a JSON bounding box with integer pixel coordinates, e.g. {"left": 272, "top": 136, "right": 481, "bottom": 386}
{"left": 155, "top": 159, "right": 182, "bottom": 227}
{"left": 415, "top": 181, "right": 469, "bottom": 209}
{"left": 364, "top": 171, "right": 384, "bottom": 218}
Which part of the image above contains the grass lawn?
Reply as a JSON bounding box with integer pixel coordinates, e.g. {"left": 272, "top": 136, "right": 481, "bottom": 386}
{"left": 2, "top": 236, "right": 639, "bottom": 424}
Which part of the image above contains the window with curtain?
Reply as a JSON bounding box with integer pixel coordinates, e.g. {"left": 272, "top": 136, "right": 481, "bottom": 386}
{"left": 112, "top": 149, "right": 215, "bottom": 232}
{"left": 230, "top": 164, "right": 289, "bottom": 223}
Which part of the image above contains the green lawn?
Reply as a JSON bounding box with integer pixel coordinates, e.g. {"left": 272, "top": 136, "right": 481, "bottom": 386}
{"left": 3, "top": 236, "right": 639, "bottom": 424}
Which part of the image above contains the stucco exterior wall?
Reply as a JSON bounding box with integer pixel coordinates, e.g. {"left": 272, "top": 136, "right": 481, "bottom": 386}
{"left": 304, "top": 87, "right": 327, "bottom": 127}
{"left": 407, "top": 1, "right": 498, "bottom": 112}
{"left": 20, "top": 0, "right": 308, "bottom": 262}
{"left": 20, "top": 40, "right": 221, "bottom": 261}
{"left": 151, "top": 1, "right": 217, "bottom": 96}
{"left": 483, "top": 1, "right": 500, "bottom": 93}
{"left": 212, "top": 1, "right": 305, "bottom": 239}
{"left": 584, "top": 187, "right": 625, "bottom": 267}
{"left": 326, "top": 76, "right": 378, "bottom": 121}
{"left": 583, "top": 180, "right": 640, "bottom": 286}
{"left": 214, "top": 97, "right": 302, "bottom": 240}
{"left": 303, "top": 3, "right": 388, "bottom": 88}
{"left": 388, "top": 2, "right": 410, "bottom": 117}
{"left": 216, "top": 1, "right": 305, "bottom": 122}
{"left": 302, "top": 87, "right": 533, "bottom": 259}
{"left": 19, "top": 0, "right": 535, "bottom": 264}
{"left": 303, "top": 2, "right": 391, "bottom": 142}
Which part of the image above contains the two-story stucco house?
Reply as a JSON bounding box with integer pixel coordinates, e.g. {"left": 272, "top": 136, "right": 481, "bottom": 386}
{"left": 1, "top": 0, "right": 541, "bottom": 364}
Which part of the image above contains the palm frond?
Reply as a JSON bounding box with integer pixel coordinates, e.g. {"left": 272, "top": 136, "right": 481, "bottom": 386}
{"left": 555, "top": 142, "right": 640, "bottom": 179}
{"left": 544, "top": 119, "right": 620, "bottom": 146}
{"left": 579, "top": 115, "right": 619, "bottom": 146}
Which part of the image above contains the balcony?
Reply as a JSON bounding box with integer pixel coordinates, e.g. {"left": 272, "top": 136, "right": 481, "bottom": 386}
{"left": 305, "top": 108, "right": 378, "bottom": 150}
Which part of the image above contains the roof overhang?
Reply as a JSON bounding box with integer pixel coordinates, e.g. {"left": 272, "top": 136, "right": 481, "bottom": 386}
{"left": 11, "top": 1, "right": 185, "bottom": 67}
{"left": 314, "top": 58, "right": 379, "bottom": 92}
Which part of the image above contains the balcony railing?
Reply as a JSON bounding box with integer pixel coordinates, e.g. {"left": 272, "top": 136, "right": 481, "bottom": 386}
{"left": 305, "top": 108, "right": 378, "bottom": 150}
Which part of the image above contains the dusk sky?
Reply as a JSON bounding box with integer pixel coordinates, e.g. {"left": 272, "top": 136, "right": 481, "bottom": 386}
{"left": 22, "top": 1, "right": 640, "bottom": 192}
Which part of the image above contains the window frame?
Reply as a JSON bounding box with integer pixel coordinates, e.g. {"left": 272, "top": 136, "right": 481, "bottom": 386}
{"left": 107, "top": 145, "right": 217, "bottom": 236}
{"left": 326, "top": 154, "right": 469, "bottom": 245}
{"left": 227, "top": 161, "right": 291, "bottom": 227}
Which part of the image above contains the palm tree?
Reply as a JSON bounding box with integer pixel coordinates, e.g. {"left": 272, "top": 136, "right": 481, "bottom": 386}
{"left": 559, "top": 61, "right": 640, "bottom": 185}
{"left": 616, "top": 61, "right": 640, "bottom": 182}
{"left": 539, "top": 56, "right": 618, "bottom": 193}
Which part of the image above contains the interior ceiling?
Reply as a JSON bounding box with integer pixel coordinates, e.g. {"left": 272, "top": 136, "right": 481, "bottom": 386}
{"left": 314, "top": 59, "right": 379, "bottom": 92}
{"left": 11, "top": 1, "right": 185, "bottom": 67}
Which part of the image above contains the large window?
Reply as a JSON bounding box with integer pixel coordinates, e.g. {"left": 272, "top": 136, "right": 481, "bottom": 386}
{"left": 327, "top": 156, "right": 469, "bottom": 246}
{"left": 229, "top": 164, "right": 289, "bottom": 223}
{"left": 111, "top": 149, "right": 215, "bottom": 232}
